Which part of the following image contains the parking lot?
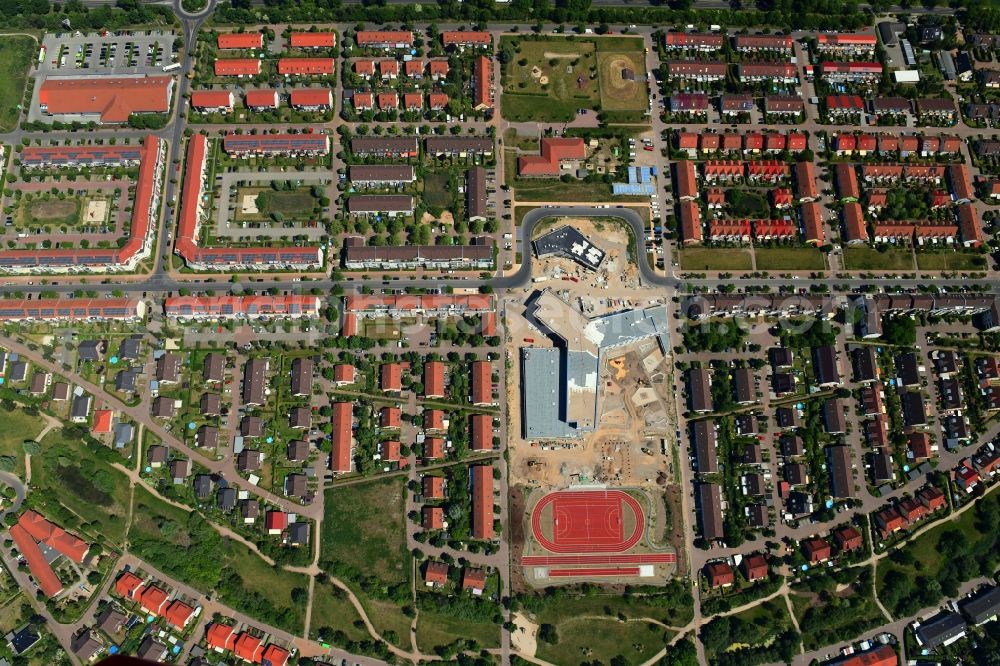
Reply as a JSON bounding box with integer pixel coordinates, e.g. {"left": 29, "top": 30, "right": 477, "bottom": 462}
{"left": 38, "top": 31, "right": 177, "bottom": 76}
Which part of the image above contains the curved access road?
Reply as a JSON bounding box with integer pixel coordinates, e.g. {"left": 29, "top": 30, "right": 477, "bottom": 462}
{"left": 0, "top": 471, "right": 26, "bottom": 518}
{"left": 496, "top": 206, "right": 675, "bottom": 289}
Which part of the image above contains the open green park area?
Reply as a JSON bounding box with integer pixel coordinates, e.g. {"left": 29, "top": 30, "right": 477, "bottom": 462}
{"left": 500, "top": 35, "right": 647, "bottom": 122}
{"left": 726, "top": 190, "right": 769, "bottom": 218}
{"left": 754, "top": 246, "right": 826, "bottom": 270}
{"left": 0, "top": 35, "right": 35, "bottom": 132}
{"left": 0, "top": 406, "right": 45, "bottom": 478}
{"left": 843, "top": 246, "right": 914, "bottom": 270}
{"left": 236, "top": 186, "right": 319, "bottom": 222}
{"left": 915, "top": 250, "right": 988, "bottom": 271}
{"left": 10, "top": 195, "right": 85, "bottom": 229}
{"left": 320, "top": 476, "right": 413, "bottom": 647}
{"left": 519, "top": 582, "right": 693, "bottom": 665}
{"left": 678, "top": 247, "right": 753, "bottom": 271}
{"left": 876, "top": 489, "right": 1000, "bottom": 619}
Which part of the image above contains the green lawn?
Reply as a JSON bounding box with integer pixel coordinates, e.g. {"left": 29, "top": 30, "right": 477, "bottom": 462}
{"left": 525, "top": 583, "right": 694, "bottom": 629}
{"left": 754, "top": 246, "right": 826, "bottom": 271}
{"left": 320, "top": 476, "right": 410, "bottom": 587}
{"left": 0, "top": 407, "right": 45, "bottom": 477}
{"left": 843, "top": 246, "right": 914, "bottom": 270}
{"left": 500, "top": 36, "right": 599, "bottom": 122}
{"left": 0, "top": 35, "right": 35, "bottom": 131}
{"left": 535, "top": 618, "right": 671, "bottom": 664}
{"left": 423, "top": 172, "right": 453, "bottom": 209}
{"left": 416, "top": 608, "right": 501, "bottom": 653}
{"left": 915, "top": 251, "right": 987, "bottom": 271}
{"left": 310, "top": 582, "right": 371, "bottom": 644}
{"left": 727, "top": 190, "right": 769, "bottom": 217}
{"left": 216, "top": 545, "right": 308, "bottom": 635}
{"left": 679, "top": 247, "right": 753, "bottom": 270}
{"left": 25, "top": 429, "right": 131, "bottom": 546}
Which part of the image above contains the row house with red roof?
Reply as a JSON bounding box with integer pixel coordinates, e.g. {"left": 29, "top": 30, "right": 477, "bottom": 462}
{"left": 874, "top": 485, "right": 947, "bottom": 539}
{"left": 826, "top": 94, "right": 865, "bottom": 119}
{"left": 665, "top": 60, "right": 727, "bottom": 82}
{"left": 289, "top": 31, "right": 336, "bottom": 49}
{"left": 204, "top": 622, "right": 291, "bottom": 666}
{"left": 820, "top": 61, "right": 883, "bottom": 83}
{"left": 737, "top": 62, "right": 798, "bottom": 84}
{"left": 664, "top": 32, "right": 725, "bottom": 51}
{"left": 747, "top": 160, "right": 789, "bottom": 183}
{"left": 816, "top": 33, "right": 877, "bottom": 55}
{"left": 670, "top": 92, "right": 710, "bottom": 116}
{"left": 112, "top": 570, "right": 198, "bottom": 630}
{"left": 733, "top": 34, "right": 793, "bottom": 53}
{"left": 355, "top": 30, "right": 413, "bottom": 49}
{"left": 217, "top": 33, "right": 264, "bottom": 50}
{"left": 679, "top": 200, "right": 702, "bottom": 245}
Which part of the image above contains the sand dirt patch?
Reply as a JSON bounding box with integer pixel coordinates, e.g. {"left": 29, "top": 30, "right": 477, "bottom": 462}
{"left": 241, "top": 194, "right": 260, "bottom": 215}
{"left": 511, "top": 612, "right": 538, "bottom": 656}
{"left": 83, "top": 199, "right": 108, "bottom": 223}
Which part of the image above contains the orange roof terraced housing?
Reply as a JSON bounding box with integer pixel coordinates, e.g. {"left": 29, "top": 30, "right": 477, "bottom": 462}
{"left": 290, "top": 32, "right": 336, "bottom": 48}
{"left": 233, "top": 633, "right": 264, "bottom": 663}
{"left": 424, "top": 360, "right": 445, "bottom": 398}
{"left": 215, "top": 59, "right": 261, "bottom": 76}
{"left": 206, "top": 623, "right": 237, "bottom": 652}
{"left": 442, "top": 31, "right": 491, "bottom": 46}
{"left": 471, "top": 360, "right": 491, "bottom": 405}
{"left": 39, "top": 76, "right": 173, "bottom": 123}
{"left": 356, "top": 31, "right": 413, "bottom": 46}
{"left": 0, "top": 135, "right": 160, "bottom": 272}
{"left": 290, "top": 88, "right": 332, "bottom": 108}
{"left": 164, "top": 599, "right": 194, "bottom": 628}
{"left": 218, "top": 33, "right": 263, "bottom": 49}
{"left": 164, "top": 295, "right": 320, "bottom": 319}
{"left": 245, "top": 89, "right": 279, "bottom": 109}
{"left": 474, "top": 56, "right": 493, "bottom": 110}
{"left": 139, "top": 584, "right": 170, "bottom": 615}
{"left": 19, "top": 510, "right": 89, "bottom": 562}
{"left": 115, "top": 571, "right": 143, "bottom": 598}
{"left": 472, "top": 464, "right": 494, "bottom": 539}
{"left": 470, "top": 414, "right": 492, "bottom": 449}
{"left": 261, "top": 644, "right": 291, "bottom": 666}
{"left": 381, "top": 363, "right": 402, "bottom": 392}
{"left": 191, "top": 90, "right": 235, "bottom": 110}
{"left": 278, "top": 58, "right": 335, "bottom": 75}
{"left": 331, "top": 402, "right": 353, "bottom": 473}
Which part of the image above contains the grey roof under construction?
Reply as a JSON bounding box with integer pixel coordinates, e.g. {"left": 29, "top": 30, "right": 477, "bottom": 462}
{"left": 532, "top": 225, "right": 607, "bottom": 271}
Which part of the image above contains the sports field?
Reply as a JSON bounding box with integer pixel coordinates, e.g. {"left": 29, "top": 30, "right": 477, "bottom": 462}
{"left": 531, "top": 489, "right": 644, "bottom": 553}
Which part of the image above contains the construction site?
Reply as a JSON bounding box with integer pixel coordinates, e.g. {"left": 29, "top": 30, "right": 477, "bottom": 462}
{"left": 504, "top": 217, "right": 684, "bottom": 588}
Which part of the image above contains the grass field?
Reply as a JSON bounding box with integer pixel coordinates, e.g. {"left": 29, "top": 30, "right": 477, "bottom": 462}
{"left": 0, "top": 407, "right": 45, "bottom": 477}
{"left": 596, "top": 51, "right": 648, "bottom": 112}
{"left": 237, "top": 188, "right": 317, "bottom": 220}
{"left": 26, "top": 429, "right": 131, "bottom": 546}
{"left": 321, "top": 476, "right": 409, "bottom": 586}
{"left": 501, "top": 36, "right": 598, "bottom": 122}
{"left": 727, "top": 189, "right": 769, "bottom": 217}
{"left": 423, "top": 172, "right": 453, "bottom": 209}
{"left": 216, "top": 544, "right": 308, "bottom": 634}
{"left": 755, "top": 246, "right": 826, "bottom": 270}
{"left": 415, "top": 609, "right": 501, "bottom": 653}
{"left": 535, "top": 618, "right": 671, "bottom": 665}
{"left": 527, "top": 584, "right": 694, "bottom": 629}
{"left": 843, "top": 246, "right": 914, "bottom": 270}
{"left": 14, "top": 196, "right": 82, "bottom": 228}
{"left": 679, "top": 247, "right": 753, "bottom": 270}
{"left": 0, "top": 36, "right": 35, "bottom": 131}
{"left": 310, "top": 582, "right": 370, "bottom": 644}
{"left": 915, "top": 251, "right": 987, "bottom": 271}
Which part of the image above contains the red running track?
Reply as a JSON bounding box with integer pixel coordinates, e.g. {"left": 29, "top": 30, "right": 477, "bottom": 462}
{"left": 522, "top": 553, "right": 676, "bottom": 566}
{"left": 531, "top": 490, "right": 645, "bottom": 554}
{"left": 548, "top": 567, "right": 640, "bottom": 577}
